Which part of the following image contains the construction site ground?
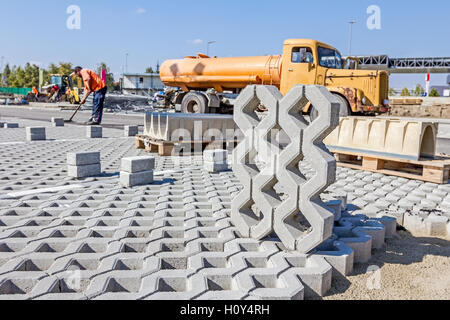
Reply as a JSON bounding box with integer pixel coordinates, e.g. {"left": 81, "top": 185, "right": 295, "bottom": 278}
{"left": 0, "top": 115, "right": 449, "bottom": 300}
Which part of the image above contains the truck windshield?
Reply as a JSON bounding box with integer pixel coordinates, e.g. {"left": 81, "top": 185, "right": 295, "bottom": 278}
{"left": 318, "top": 47, "right": 343, "bottom": 69}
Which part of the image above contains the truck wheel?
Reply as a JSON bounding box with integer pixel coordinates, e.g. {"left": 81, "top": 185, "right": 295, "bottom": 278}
{"left": 332, "top": 94, "right": 351, "bottom": 118}
{"left": 181, "top": 92, "right": 208, "bottom": 114}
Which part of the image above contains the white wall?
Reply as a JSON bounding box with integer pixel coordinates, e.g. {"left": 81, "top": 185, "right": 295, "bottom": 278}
{"left": 123, "top": 75, "right": 164, "bottom": 90}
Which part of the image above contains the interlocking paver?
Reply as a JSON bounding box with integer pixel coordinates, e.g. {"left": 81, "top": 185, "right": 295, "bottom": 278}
{"left": 0, "top": 117, "right": 448, "bottom": 300}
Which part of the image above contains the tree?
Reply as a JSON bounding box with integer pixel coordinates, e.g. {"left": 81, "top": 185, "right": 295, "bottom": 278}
{"left": 58, "top": 62, "right": 73, "bottom": 76}
{"left": 45, "top": 62, "right": 73, "bottom": 84}
{"left": 145, "top": 67, "right": 154, "bottom": 74}
{"left": 401, "top": 87, "right": 410, "bottom": 96}
{"left": 388, "top": 87, "right": 397, "bottom": 96}
{"left": 47, "top": 63, "right": 59, "bottom": 75}
{"left": 414, "top": 84, "right": 424, "bottom": 97}
{"left": 12, "top": 66, "right": 26, "bottom": 87}
{"left": 7, "top": 65, "right": 17, "bottom": 87}
{"left": 429, "top": 88, "right": 440, "bottom": 97}
{"left": 96, "top": 62, "right": 115, "bottom": 91}
{"left": 1, "top": 64, "right": 11, "bottom": 86}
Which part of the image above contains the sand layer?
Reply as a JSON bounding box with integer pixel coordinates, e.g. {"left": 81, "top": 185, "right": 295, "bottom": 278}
{"left": 322, "top": 230, "right": 450, "bottom": 300}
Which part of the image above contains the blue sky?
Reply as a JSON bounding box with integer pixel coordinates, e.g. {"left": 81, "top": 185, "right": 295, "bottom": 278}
{"left": 0, "top": 0, "right": 448, "bottom": 88}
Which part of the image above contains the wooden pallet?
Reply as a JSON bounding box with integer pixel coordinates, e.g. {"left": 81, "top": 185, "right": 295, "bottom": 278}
{"left": 135, "top": 135, "right": 239, "bottom": 156}
{"left": 330, "top": 148, "right": 450, "bottom": 184}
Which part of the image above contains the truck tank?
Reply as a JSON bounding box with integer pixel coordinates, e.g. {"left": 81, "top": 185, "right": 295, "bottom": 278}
{"left": 160, "top": 54, "right": 282, "bottom": 92}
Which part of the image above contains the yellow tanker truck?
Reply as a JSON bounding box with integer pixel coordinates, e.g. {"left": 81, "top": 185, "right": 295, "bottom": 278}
{"left": 160, "top": 39, "right": 390, "bottom": 117}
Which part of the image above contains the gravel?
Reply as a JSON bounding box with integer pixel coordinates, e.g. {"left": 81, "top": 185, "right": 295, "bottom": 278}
{"left": 322, "top": 230, "right": 450, "bottom": 300}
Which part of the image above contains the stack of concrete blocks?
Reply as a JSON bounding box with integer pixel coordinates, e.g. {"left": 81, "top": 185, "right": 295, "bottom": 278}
{"left": 324, "top": 117, "right": 438, "bottom": 160}
{"left": 3, "top": 123, "right": 19, "bottom": 128}
{"left": 26, "top": 127, "right": 46, "bottom": 141}
{"left": 144, "top": 112, "right": 239, "bottom": 142}
{"left": 231, "top": 84, "right": 340, "bottom": 253}
{"left": 124, "top": 125, "right": 138, "bottom": 137}
{"left": 51, "top": 117, "right": 64, "bottom": 127}
{"left": 204, "top": 149, "right": 228, "bottom": 173}
{"left": 67, "top": 152, "right": 101, "bottom": 179}
{"left": 87, "top": 126, "right": 102, "bottom": 138}
{"left": 120, "top": 156, "right": 155, "bottom": 187}
{"left": 314, "top": 195, "right": 396, "bottom": 276}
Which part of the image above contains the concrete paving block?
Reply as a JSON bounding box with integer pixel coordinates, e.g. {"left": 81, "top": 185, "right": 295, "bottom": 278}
{"left": 121, "top": 156, "right": 155, "bottom": 173}
{"left": 26, "top": 127, "right": 46, "bottom": 141}
{"left": 203, "top": 149, "right": 228, "bottom": 163}
{"left": 404, "top": 214, "right": 449, "bottom": 237}
{"left": 204, "top": 161, "right": 228, "bottom": 173}
{"left": 2, "top": 114, "right": 445, "bottom": 300}
{"left": 67, "top": 152, "right": 100, "bottom": 166}
{"left": 385, "top": 193, "right": 401, "bottom": 204}
{"left": 51, "top": 118, "right": 64, "bottom": 127}
{"left": 271, "top": 253, "right": 332, "bottom": 298}
{"left": 352, "top": 198, "right": 368, "bottom": 209}
{"left": 398, "top": 198, "right": 414, "bottom": 210}
{"left": 334, "top": 221, "right": 373, "bottom": 263}
{"left": 334, "top": 194, "right": 348, "bottom": 212}
{"left": 68, "top": 164, "right": 101, "bottom": 178}
{"left": 120, "top": 171, "right": 154, "bottom": 188}
{"left": 124, "top": 125, "right": 138, "bottom": 137}
{"left": 375, "top": 216, "right": 397, "bottom": 238}
{"left": 236, "top": 269, "right": 304, "bottom": 300}
{"left": 352, "top": 223, "right": 385, "bottom": 249}
{"left": 316, "top": 239, "right": 354, "bottom": 277}
{"left": 144, "top": 112, "right": 237, "bottom": 143}
{"left": 87, "top": 126, "right": 102, "bottom": 138}
{"left": 3, "top": 123, "right": 19, "bottom": 128}
{"left": 325, "top": 200, "right": 342, "bottom": 222}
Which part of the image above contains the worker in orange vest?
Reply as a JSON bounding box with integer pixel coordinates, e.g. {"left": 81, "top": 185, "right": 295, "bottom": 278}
{"left": 73, "top": 66, "right": 107, "bottom": 125}
{"left": 32, "top": 87, "right": 39, "bottom": 101}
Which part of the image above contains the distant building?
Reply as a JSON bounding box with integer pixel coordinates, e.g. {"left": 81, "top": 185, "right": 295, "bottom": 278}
{"left": 430, "top": 85, "right": 449, "bottom": 97}
{"left": 122, "top": 73, "right": 164, "bottom": 95}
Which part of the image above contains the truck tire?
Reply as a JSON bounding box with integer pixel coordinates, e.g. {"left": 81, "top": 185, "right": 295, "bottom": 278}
{"left": 181, "top": 92, "right": 208, "bottom": 114}
{"left": 332, "top": 93, "right": 351, "bottom": 118}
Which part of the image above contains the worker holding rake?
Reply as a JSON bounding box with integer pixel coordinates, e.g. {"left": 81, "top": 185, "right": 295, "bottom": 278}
{"left": 73, "top": 66, "right": 107, "bottom": 125}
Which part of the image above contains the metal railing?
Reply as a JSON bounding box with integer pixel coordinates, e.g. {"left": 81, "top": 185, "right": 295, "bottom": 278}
{"left": 354, "top": 55, "right": 450, "bottom": 73}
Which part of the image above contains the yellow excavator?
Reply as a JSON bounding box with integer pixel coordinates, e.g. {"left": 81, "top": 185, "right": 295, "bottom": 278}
{"left": 49, "top": 74, "right": 83, "bottom": 104}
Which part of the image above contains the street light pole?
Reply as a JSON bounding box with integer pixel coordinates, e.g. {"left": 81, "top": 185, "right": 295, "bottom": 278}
{"left": 207, "top": 41, "right": 216, "bottom": 57}
{"left": 125, "top": 53, "right": 129, "bottom": 74}
{"left": 348, "top": 20, "right": 356, "bottom": 56}
{"left": 0, "top": 56, "right": 4, "bottom": 87}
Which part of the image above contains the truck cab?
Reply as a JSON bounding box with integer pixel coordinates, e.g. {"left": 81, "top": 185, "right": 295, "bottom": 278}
{"left": 280, "top": 39, "right": 389, "bottom": 116}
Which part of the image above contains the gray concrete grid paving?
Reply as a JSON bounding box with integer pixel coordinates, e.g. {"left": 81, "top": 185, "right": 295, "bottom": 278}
{"left": 0, "top": 118, "right": 448, "bottom": 300}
